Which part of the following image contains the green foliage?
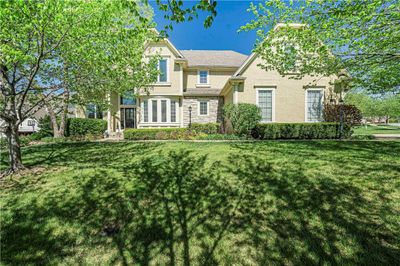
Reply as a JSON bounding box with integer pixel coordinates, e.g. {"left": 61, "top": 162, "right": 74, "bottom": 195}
{"left": 223, "top": 103, "right": 261, "bottom": 136}
{"left": 37, "top": 116, "right": 54, "bottom": 138}
{"left": 124, "top": 128, "right": 197, "bottom": 140}
{"left": 241, "top": 0, "right": 400, "bottom": 93}
{"left": 353, "top": 124, "right": 400, "bottom": 136}
{"left": 66, "top": 118, "right": 107, "bottom": 137}
{"left": 253, "top": 123, "right": 352, "bottom": 140}
{"left": 345, "top": 92, "right": 400, "bottom": 121}
{"left": 190, "top": 123, "right": 221, "bottom": 134}
{"left": 154, "top": 0, "right": 217, "bottom": 33}
{"left": 196, "top": 134, "right": 247, "bottom": 140}
{"left": 323, "top": 104, "right": 363, "bottom": 126}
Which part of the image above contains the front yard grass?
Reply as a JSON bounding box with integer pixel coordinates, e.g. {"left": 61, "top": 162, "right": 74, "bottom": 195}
{"left": 1, "top": 141, "right": 399, "bottom": 265}
{"left": 353, "top": 124, "right": 400, "bottom": 135}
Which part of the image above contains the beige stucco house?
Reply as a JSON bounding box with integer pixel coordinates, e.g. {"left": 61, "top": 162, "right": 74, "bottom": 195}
{"left": 78, "top": 27, "right": 336, "bottom": 132}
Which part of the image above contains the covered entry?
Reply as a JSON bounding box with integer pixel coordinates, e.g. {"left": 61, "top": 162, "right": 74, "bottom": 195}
{"left": 120, "top": 108, "right": 136, "bottom": 129}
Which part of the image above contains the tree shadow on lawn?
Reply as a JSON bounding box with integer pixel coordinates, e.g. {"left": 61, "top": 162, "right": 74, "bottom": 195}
{"left": 2, "top": 145, "right": 399, "bottom": 265}
{"left": 229, "top": 153, "right": 399, "bottom": 265}
{"left": 0, "top": 141, "right": 163, "bottom": 171}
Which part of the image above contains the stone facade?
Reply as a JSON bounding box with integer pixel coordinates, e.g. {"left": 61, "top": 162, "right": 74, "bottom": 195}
{"left": 182, "top": 97, "right": 223, "bottom": 126}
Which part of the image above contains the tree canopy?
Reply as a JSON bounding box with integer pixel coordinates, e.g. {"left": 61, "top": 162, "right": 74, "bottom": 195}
{"left": 345, "top": 92, "right": 400, "bottom": 121}
{"left": 0, "top": 0, "right": 218, "bottom": 173}
{"left": 241, "top": 0, "right": 400, "bottom": 93}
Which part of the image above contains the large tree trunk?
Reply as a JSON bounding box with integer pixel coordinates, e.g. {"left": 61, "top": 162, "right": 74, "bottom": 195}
{"left": 47, "top": 104, "right": 62, "bottom": 138}
{"left": 58, "top": 89, "right": 69, "bottom": 137}
{"left": 43, "top": 90, "right": 69, "bottom": 138}
{"left": 5, "top": 122, "right": 24, "bottom": 173}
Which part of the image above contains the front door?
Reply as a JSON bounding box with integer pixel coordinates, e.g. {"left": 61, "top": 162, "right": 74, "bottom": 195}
{"left": 121, "top": 108, "right": 136, "bottom": 129}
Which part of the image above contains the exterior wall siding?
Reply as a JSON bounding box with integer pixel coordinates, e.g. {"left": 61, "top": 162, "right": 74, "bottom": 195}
{"left": 144, "top": 43, "right": 182, "bottom": 95}
{"left": 184, "top": 69, "right": 235, "bottom": 89}
{"left": 182, "top": 97, "right": 223, "bottom": 127}
{"left": 234, "top": 56, "right": 334, "bottom": 123}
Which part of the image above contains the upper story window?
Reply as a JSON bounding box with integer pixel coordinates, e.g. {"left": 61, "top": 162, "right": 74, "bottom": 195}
{"left": 198, "top": 70, "right": 209, "bottom": 84}
{"left": 283, "top": 44, "right": 298, "bottom": 72}
{"left": 306, "top": 89, "right": 323, "bottom": 122}
{"left": 158, "top": 58, "right": 168, "bottom": 82}
{"left": 120, "top": 91, "right": 136, "bottom": 105}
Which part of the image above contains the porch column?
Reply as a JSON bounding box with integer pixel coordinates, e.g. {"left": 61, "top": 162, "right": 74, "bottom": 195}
{"left": 107, "top": 93, "right": 112, "bottom": 133}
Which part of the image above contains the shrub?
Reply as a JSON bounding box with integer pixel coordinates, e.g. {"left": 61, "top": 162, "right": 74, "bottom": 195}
{"left": 223, "top": 103, "right": 261, "bottom": 136}
{"left": 195, "top": 134, "right": 247, "bottom": 140}
{"left": 350, "top": 134, "right": 375, "bottom": 140}
{"left": 66, "top": 118, "right": 107, "bottom": 137}
{"left": 323, "top": 104, "right": 362, "bottom": 126}
{"left": 124, "top": 128, "right": 196, "bottom": 140}
{"left": 37, "top": 115, "right": 54, "bottom": 138}
{"left": 252, "top": 123, "right": 353, "bottom": 140}
{"left": 190, "top": 123, "right": 221, "bottom": 134}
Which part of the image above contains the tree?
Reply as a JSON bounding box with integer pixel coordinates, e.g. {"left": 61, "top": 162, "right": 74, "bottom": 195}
{"left": 241, "top": 0, "right": 399, "bottom": 93}
{"left": 345, "top": 92, "right": 400, "bottom": 123}
{"left": 223, "top": 103, "right": 261, "bottom": 136}
{"left": 0, "top": 0, "right": 218, "bottom": 174}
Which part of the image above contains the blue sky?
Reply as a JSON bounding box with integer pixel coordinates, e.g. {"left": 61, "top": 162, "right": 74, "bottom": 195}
{"left": 150, "top": 1, "right": 262, "bottom": 55}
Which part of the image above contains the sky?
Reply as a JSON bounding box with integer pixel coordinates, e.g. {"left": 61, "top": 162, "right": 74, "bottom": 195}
{"left": 150, "top": 1, "right": 263, "bottom": 55}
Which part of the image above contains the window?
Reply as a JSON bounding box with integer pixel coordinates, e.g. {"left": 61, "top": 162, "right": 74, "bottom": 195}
{"left": 161, "top": 100, "right": 167, "bottom": 122}
{"left": 120, "top": 91, "right": 136, "bottom": 105}
{"left": 142, "top": 98, "right": 179, "bottom": 123}
{"left": 306, "top": 90, "right": 323, "bottom": 122}
{"left": 257, "top": 89, "right": 274, "bottom": 122}
{"left": 152, "top": 100, "right": 158, "bottom": 122}
{"left": 170, "top": 100, "right": 176, "bottom": 122}
{"left": 158, "top": 59, "right": 168, "bottom": 82}
{"left": 143, "top": 100, "right": 148, "bottom": 122}
{"left": 27, "top": 119, "right": 35, "bottom": 126}
{"left": 284, "top": 44, "right": 298, "bottom": 72}
{"left": 86, "top": 104, "right": 103, "bottom": 119}
{"left": 198, "top": 70, "right": 209, "bottom": 84}
{"left": 199, "top": 101, "right": 209, "bottom": 116}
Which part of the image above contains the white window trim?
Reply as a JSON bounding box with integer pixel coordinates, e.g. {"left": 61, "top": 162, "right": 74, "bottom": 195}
{"left": 198, "top": 100, "right": 209, "bottom": 116}
{"left": 256, "top": 87, "right": 276, "bottom": 123}
{"left": 197, "top": 69, "right": 210, "bottom": 86}
{"left": 141, "top": 97, "right": 180, "bottom": 124}
{"left": 305, "top": 87, "right": 324, "bottom": 122}
{"left": 157, "top": 58, "right": 170, "bottom": 83}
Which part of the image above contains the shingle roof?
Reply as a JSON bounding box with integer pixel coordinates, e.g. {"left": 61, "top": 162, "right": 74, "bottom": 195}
{"left": 180, "top": 50, "right": 248, "bottom": 68}
{"left": 183, "top": 88, "right": 222, "bottom": 96}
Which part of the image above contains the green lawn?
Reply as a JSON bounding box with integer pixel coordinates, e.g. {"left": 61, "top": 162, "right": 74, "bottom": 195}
{"left": 1, "top": 141, "right": 399, "bottom": 265}
{"left": 353, "top": 124, "right": 400, "bottom": 135}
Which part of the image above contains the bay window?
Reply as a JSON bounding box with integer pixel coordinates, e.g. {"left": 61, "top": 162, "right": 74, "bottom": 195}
{"left": 141, "top": 98, "right": 179, "bottom": 124}
{"left": 152, "top": 100, "right": 158, "bottom": 122}
{"left": 171, "top": 100, "right": 177, "bottom": 122}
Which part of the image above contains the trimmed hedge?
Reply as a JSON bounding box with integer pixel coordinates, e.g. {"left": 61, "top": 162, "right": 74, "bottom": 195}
{"left": 190, "top": 123, "right": 221, "bottom": 134}
{"left": 124, "top": 128, "right": 198, "bottom": 140}
{"left": 66, "top": 118, "right": 107, "bottom": 137}
{"left": 252, "top": 123, "right": 353, "bottom": 139}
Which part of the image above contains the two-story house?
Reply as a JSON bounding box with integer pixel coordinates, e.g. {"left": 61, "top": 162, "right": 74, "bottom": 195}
{"left": 81, "top": 26, "right": 335, "bottom": 133}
